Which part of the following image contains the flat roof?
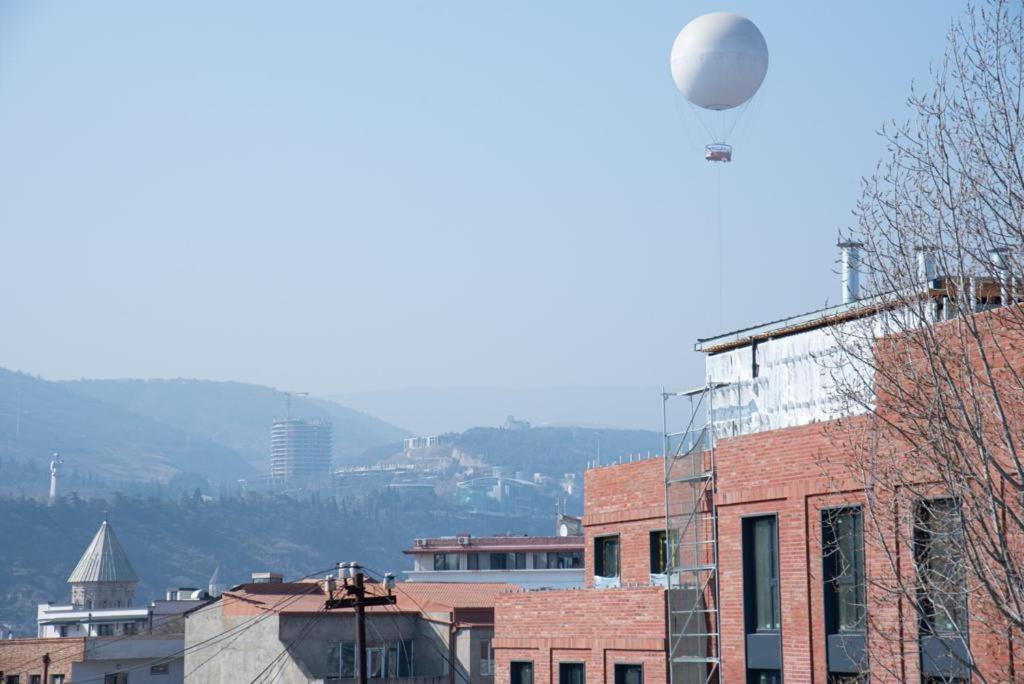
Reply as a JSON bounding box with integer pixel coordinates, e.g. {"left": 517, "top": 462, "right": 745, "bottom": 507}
{"left": 404, "top": 535, "right": 583, "bottom": 554}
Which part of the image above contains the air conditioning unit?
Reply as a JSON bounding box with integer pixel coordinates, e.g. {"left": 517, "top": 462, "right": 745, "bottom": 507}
{"left": 457, "top": 536, "right": 470, "bottom": 546}
{"left": 414, "top": 538, "right": 427, "bottom": 548}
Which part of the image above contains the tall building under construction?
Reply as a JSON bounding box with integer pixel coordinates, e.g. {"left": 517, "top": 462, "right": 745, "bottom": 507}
{"left": 269, "top": 417, "right": 332, "bottom": 480}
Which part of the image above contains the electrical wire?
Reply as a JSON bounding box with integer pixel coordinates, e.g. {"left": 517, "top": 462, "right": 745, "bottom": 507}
{"left": 28, "top": 565, "right": 338, "bottom": 684}
{"left": 359, "top": 566, "right": 474, "bottom": 684}
{"left": 251, "top": 605, "right": 331, "bottom": 684}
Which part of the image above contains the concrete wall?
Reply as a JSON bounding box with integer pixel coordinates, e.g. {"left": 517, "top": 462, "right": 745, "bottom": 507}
{"left": 72, "top": 656, "right": 184, "bottom": 683}
{"left": 185, "top": 603, "right": 485, "bottom": 684}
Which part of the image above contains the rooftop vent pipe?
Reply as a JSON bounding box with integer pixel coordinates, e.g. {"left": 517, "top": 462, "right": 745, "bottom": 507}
{"left": 989, "top": 247, "right": 1012, "bottom": 304}
{"left": 838, "top": 240, "right": 863, "bottom": 305}
{"left": 916, "top": 245, "right": 937, "bottom": 286}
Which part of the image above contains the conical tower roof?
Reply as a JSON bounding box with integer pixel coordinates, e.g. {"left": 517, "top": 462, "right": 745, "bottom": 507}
{"left": 67, "top": 519, "right": 138, "bottom": 584}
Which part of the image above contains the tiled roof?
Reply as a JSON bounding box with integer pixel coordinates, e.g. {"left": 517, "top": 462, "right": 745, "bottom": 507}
{"left": 67, "top": 520, "right": 138, "bottom": 584}
{"left": 220, "top": 581, "right": 518, "bottom": 618}
{"left": 404, "top": 535, "right": 583, "bottom": 554}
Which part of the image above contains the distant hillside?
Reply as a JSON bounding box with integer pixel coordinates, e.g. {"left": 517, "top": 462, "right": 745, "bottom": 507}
{"left": 0, "top": 491, "right": 552, "bottom": 635}
{"left": 63, "top": 379, "right": 409, "bottom": 470}
{"left": 0, "top": 368, "right": 257, "bottom": 487}
{"left": 450, "top": 426, "right": 662, "bottom": 476}
{"left": 362, "top": 425, "right": 663, "bottom": 479}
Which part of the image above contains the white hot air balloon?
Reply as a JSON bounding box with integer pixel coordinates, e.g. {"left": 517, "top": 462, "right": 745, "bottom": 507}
{"left": 670, "top": 12, "right": 768, "bottom": 162}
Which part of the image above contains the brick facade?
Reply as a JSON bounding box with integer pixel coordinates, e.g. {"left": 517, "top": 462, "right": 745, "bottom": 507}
{"left": 494, "top": 588, "right": 666, "bottom": 684}
{"left": 495, "top": 458, "right": 668, "bottom": 684}
{"left": 0, "top": 637, "right": 84, "bottom": 682}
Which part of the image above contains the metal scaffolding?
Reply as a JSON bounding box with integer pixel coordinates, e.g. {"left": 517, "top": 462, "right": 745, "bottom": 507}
{"left": 663, "top": 383, "right": 724, "bottom": 684}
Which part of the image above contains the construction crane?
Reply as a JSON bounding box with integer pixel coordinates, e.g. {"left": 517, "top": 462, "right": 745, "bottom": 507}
{"left": 282, "top": 390, "right": 309, "bottom": 424}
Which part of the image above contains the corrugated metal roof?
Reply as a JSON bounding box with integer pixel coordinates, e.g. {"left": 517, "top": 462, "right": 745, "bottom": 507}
{"left": 67, "top": 520, "right": 139, "bottom": 584}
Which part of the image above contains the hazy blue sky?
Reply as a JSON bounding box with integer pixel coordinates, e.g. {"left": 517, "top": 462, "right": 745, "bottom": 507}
{"left": 0, "top": 1, "right": 965, "bottom": 396}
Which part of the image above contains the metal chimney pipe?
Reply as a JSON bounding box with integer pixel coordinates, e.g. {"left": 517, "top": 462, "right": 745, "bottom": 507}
{"left": 915, "top": 245, "right": 937, "bottom": 285}
{"left": 989, "top": 247, "right": 1012, "bottom": 304}
{"left": 838, "top": 240, "right": 864, "bottom": 305}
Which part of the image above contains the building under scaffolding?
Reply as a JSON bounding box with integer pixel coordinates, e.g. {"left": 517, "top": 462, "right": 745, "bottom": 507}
{"left": 270, "top": 417, "right": 332, "bottom": 480}
{"left": 663, "top": 385, "right": 722, "bottom": 684}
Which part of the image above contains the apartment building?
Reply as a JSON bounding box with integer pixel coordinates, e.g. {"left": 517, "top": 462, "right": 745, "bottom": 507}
{"left": 270, "top": 417, "right": 333, "bottom": 480}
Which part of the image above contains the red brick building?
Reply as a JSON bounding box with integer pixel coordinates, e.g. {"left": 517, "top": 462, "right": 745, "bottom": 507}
{"left": 0, "top": 637, "right": 82, "bottom": 683}
{"left": 493, "top": 459, "right": 669, "bottom": 684}
{"left": 496, "top": 263, "right": 1023, "bottom": 684}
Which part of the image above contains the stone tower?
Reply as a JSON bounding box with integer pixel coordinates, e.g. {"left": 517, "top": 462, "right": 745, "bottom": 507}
{"left": 67, "top": 517, "right": 138, "bottom": 610}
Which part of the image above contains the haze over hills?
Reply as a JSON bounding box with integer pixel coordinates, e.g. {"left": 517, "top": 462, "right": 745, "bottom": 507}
{"left": 0, "top": 368, "right": 257, "bottom": 487}
{"left": 330, "top": 386, "right": 674, "bottom": 435}
{"left": 63, "top": 378, "right": 409, "bottom": 471}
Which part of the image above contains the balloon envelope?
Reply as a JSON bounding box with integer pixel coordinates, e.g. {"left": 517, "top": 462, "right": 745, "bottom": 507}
{"left": 670, "top": 12, "right": 768, "bottom": 111}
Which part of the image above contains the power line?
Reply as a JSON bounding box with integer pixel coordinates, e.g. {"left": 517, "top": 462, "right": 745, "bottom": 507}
{"left": 25, "top": 565, "right": 337, "bottom": 684}
{"left": 359, "top": 566, "right": 473, "bottom": 684}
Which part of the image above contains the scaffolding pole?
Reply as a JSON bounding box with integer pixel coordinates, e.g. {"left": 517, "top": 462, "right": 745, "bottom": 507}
{"left": 664, "top": 383, "right": 725, "bottom": 684}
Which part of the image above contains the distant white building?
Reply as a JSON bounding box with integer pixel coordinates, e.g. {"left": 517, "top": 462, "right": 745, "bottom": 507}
{"left": 403, "top": 434, "right": 450, "bottom": 451}
{"left": 403, "top": 533, "right": 583, "bottom": 589}
{"left": 270, "top": 417, "right": 333, "bottom": 480}
{"left": 503, "top": 415, "right": 530, "bottom": 431}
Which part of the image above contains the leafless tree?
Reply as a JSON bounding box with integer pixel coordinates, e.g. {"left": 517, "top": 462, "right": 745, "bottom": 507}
{"left": 823, "top": 1, "right": 1024, "bottom": 681}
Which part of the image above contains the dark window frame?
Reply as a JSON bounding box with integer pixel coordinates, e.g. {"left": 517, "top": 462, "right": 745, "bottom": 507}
{"left": 558, "top": 661, "right": 585, "bottom": 684}
{"left": 914, "top": 497, "right": 968, "bottom": 636}
{"left": 747, "top": 669, "right": 782, "bottom": 684}
{"left": 613, "top": 663, "right": 643, "bottom": 684}
{"left": 510, "top": 661, "right": 534, "bottom": 684}
{"left": 433, "top": 553, "right": 459, "bottom": 571}
{"left": 594, "top": 535, "right": 620, "bottom": 579}
{"left": 650, "top": 529, "right": 675, "bottom": 575}
{"left": 742, "top": 515, "right": 781, "bottom": 634}
{"left": 821, "top": 506, "right": 866, "bottom": 634}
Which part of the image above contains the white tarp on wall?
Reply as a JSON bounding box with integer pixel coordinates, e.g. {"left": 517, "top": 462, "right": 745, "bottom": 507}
{"left": 706, "top": 323, "right": 875, "bottom": 438}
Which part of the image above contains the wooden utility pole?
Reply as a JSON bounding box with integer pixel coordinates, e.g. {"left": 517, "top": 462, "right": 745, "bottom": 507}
{"left": 325, "top": 563, "right": 396, "bottom": 684}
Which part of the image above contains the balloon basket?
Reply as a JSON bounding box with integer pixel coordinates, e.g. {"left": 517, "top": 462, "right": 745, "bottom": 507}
{"left": 704, "top": 143, "right": 732, "bottom": 163}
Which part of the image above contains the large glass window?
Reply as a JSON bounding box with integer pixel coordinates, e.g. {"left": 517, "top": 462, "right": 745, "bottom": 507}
{"left": 822, "top": 507, "right": 866, "bottom": 633}
{"left": 512, "top": 552, "right": 527, "bottom": 570}
{"left": 490, "top": 553, "right": 508, "bottom": 570}
{"left": 548, "top": 551, "right": 583, "bottom": 569}
{"left": 559, "top": 663, "right": 585, "bottom": 684}
{"left": 595, "top": 536, "right": 620, "bottom": 578}
{"left": 743, "top": 516, "right": 781, "bottom": 632}
{"left": 613, "top": 664, "right": 642, "bottom": 684}
{"left": 467, "top": 553, "right": 480, "bottom": 570}
{"left": 511, "top": 662, "right": 534, "bottom": 684}
{"left": 915, "top": 498, "right": 967, "bottom": 635}
{"left": 434, "top": 553, "right": 459, "bottom": 571}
